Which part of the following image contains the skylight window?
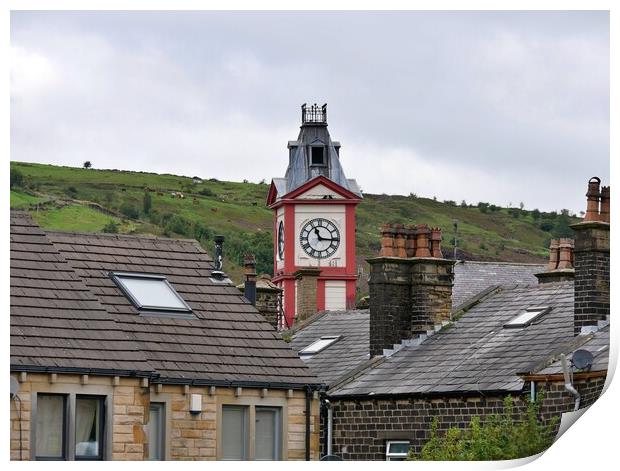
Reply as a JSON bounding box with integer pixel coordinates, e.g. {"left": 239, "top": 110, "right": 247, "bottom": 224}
{"left": 110, "top": 272, "right": 192, "bottom": 315}
{"left": 504, "top": 307, "right": 550, "bottom": 328}
{"left": 299, "top": 336, "right": 341, "bottom": 356}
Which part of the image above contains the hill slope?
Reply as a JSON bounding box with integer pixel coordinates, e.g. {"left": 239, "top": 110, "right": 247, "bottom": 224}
{"left": 10, "top": 162, "right": 579, "bottom": 286}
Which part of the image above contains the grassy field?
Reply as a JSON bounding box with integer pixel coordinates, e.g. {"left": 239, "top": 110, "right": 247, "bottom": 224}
{"left": 10, "top": 161, "right": 579, "bottom": 284}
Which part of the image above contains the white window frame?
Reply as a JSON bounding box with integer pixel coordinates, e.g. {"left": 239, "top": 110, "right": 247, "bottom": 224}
{"left": 299, "top": 336, "right": 342, "bottom": 356}
{"left": 109, "top": 272, "right": 194, "bottom": 318}
{"left": 504, "top": 307, "right": 550, "bottom": 328}
{"left": 385, "top": 440, "right": 410, "bottom": 461}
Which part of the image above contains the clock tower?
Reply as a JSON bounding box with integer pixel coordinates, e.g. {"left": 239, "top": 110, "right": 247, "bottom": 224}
{"left": 267, "top": 104, "right": 362, "bottom": 328}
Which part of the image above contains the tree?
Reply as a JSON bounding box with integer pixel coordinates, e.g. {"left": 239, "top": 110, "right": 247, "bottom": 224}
{"left": 410, "top": 396, "right": 558, "bottom": 461}
{"left": 10, "top": 168, "right": 24, "bottom": 188}
{"left": 83, "top": 161, "right": 92, "bottom": 169}
{"left": 143, "top": 192, "right": 152, "bottom": 215}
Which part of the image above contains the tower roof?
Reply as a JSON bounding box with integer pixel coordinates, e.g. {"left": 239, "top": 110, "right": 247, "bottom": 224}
{"left": 279, "top": 103, "right": 361, "bottom": 197}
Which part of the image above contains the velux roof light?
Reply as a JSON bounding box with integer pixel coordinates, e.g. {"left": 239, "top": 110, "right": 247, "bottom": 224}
{"left": 110, "top": 272, "right": 193, "bottom": 315}
{"left": 504, "top": 307, "right": 550, "bottom": 328}
{"left": 299, "top": 336, "right": 342, "bottom": 356}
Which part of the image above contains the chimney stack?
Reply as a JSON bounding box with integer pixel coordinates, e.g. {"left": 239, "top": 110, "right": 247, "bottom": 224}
{"left": 243, "top": 254, "right": 257, "bottom": 306}
{"left": 535, "top": 238, "right": 575, "bottom": 284}
{"left": 237, "top": 274, "right": 283, "bottom": 330}
{"left": 571, "top": 177, "right": 610, "bottom": 335}
{"left": 368, "top": 223, "right": 454, "bottom": 356}
{"left": 295, "top": 268, "right": 321, "bottom": 322}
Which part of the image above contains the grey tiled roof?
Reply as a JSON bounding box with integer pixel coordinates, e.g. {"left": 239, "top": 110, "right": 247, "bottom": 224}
{"left": 10, "top": 212, "right": 318, "bottom": 387}
{"left": 329, "top": 282, "right": 579, "bottom": 397}
{"left": 532, "top": 325, "right": 609, "bottom": 376}
{"left": 452, "top": 261, "right": 545, "bottom": 310}
{"left": 289, "top": 311, "right": 369, "bottom": 386}
{"left": 10, "top": 212, "right": 149, "bottom": 374}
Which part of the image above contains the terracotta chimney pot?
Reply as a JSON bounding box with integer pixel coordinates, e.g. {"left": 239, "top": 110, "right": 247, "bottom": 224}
{"left": 405, "top": 224, "right": 417, "bottom": 258}
{"left": 584, "top": 177, "right": 602, "bottom": 222}
{"left": 600, "top": 186, "right": 610, "bottom": 223}
{"left": 547, "top": 239, "right": 560, "bottom": 271}
{"left": 394, "top": 224, "right": 407, "bottom": 258}
{"left": 430, "top": 227, "right": 443, "bottom": 258}
{"left": 557, "top": 238, "right": 574, "bottom": 269}
{"left": 415, "top": 224, "right": 432, "bottom": 257}
{"left": 380, "top": 223, "right": 395, "bottom": 257}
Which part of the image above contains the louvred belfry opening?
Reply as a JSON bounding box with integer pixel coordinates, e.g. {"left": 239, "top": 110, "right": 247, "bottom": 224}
{"left": 267, "top": 104, "right": 362, "bottom": 329}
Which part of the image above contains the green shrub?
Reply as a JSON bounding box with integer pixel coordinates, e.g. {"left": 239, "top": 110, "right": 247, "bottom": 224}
{"left": 10, "top": 168, "right": 24, "bottom": 188}
{"left": 143, "top": 192, "right": 152, "bottom": 214}
{"left": 65, "top": 186, "right": 78, "bottom": 198}
{"left": 120, "top": 203, "right": 140, "bottom": 219}
{"left": 410, "top": 396, "right": 558, "bottom": 461}
{"left": 102, "top": 220, "right": 119, "bottom": 233}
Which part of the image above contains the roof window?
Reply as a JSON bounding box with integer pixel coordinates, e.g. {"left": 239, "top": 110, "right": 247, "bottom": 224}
{"left": 110, "top": 272, "right": 194, "bottom": 317}
{"left": 299, "top": 336, "right": 341, "bottom": 356}
{"left": 504, "top": 307, "right": 550, "bottom": 328}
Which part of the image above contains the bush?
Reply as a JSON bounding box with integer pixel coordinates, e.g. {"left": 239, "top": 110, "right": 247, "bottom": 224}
{"left": 477, "top": 202, "right": 489, "bottom": 213}
{"left": 143, "top": 192, "right": 152, "bottom": 215}
{"left": 10, "top": 168, "right": 24, "bottom": 188}
{"left": 120, "top": 203, "right": 140, "bottom": 219}
{"left": 198, "top": 188, "right": 215, "bottom": 197}
{"left": 411, "top": 396, "right": 558, "bottom": 461}
{"left": 65, "top": 186, "right": 78, "bottom": 198}
{"left": 102, "top": 220, "right": 119, "bottom": 233}
{"left": 83, "top": 161, "right": 92, "bottom": 169}
{"left": 164, "top": 214, "right": 191, "bottom": 236}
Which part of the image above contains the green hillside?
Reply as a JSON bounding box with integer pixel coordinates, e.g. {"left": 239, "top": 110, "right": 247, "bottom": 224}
{"left": 10, "top": 162, "right": 579, "bottom": 286}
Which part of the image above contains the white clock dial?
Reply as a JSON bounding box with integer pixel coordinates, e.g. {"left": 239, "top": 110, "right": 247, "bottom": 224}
{"left": 299, "top": 218, "right": 340, "bottom": 259}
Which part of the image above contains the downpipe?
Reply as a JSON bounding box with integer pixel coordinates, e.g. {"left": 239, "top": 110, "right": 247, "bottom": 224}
{"left": 561, "top": 354, "right": 581, "bottom": 411}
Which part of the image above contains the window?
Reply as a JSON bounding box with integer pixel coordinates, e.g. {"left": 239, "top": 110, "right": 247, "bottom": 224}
{"left": 504, "top": 307, "right": 550, "bottom": 328}
{"left": 299, "top": 336, "right": 342, "bottom": 356}
{"left": 148, "top": 403, "right": 165, "bottom": 461}
{"left": 255, "top": 407, "right": 281, "bottom": 461}
{"left": 110, "top": 272, "right": 193, "bottom": 316}
{"left": 222, "top": 406, "right": 248, "bottom": 460}
{"left": 35, "top": 393, "right": 106, "bottom": 461}
{"left": 75, "top": 396, "right": 105, "bottom": 460}
{"left": 385, "top": 441, "right": 410, "bottom": 461}
{"left": 36, "top": 394, "right": 66, "bottom": 460}
{"left": 311, "top": 146, "right": 325, "bottom": 165}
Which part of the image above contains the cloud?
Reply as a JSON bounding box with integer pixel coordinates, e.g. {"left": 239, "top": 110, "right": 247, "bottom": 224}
{"left": 10, "top": 11, "right": 609, "bottom": 212}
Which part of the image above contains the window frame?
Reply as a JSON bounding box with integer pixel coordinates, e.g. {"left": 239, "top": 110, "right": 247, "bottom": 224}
{"left": 34, "top": 393, "right": 68, "bottom": 461}
{"left": 385, "top": 440, "right": 410, "bottom": 461}
{"left": 148, "top": 402, "right": 166, "bottom": 461}
{"left": 299, "top": 335, "right": 342, "bottom": 356}
{"left": 222, "top": 405, "right": 249, "bottom": 460}
{"left": 310, "top": 145, "right": 326, "bottom": 166}
{"left": 254, "top": 406, "right": 282, "bottom": 461}
{"left": 503, "top": 307, "right": 551, "bottom": 328}
{"left": 109, "top": 272, "right": 194, "bottom": 317}
{"left": 74, "top": 395, "right": 106, "bottom": 461}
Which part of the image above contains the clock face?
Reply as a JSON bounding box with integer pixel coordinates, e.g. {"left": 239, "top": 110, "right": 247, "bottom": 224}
{"left": 300, "top": 218, "right": 340, "bottom": 259}
{"left": 277, "top": 221, "right": 285, "bottom": 260}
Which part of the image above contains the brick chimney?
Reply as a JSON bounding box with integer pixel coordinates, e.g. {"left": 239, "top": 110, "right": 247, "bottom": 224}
{"left": 535, "top": 238, "right": 575, "bottom": 284}
{"left": 368, "top": 224, "right": 454, "bottom": 356}
{"left": 571, "top": 177, "right": 610, "bottom": 335}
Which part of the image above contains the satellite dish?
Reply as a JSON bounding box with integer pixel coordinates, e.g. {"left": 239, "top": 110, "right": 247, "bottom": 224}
{"left": 320, "top": 455, "right": 344, "bottom": 461}
{"left": 10, "top": 377, "right": 20, "bottom": 398}
{"left": 572, "top": 349, "right": 594, "bottom": 370}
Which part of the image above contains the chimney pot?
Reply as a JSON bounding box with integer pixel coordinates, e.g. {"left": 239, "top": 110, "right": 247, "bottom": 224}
{"left": 556, "top": 238, "right": 574, "bottom": 269}
{"left": 380, "top": 223, "right": 395, "bottom": 257}
{"left": 600, "top": 186, "right": 610, "bottom": 223}
{"left": 547, "top": 239, "right": 560, "bottom": 270}
{"left": 243, "top": 254, "right": 257, "bottom": 306}
{"left": 430, "top": 227, "right": 443, "bottom": 258}
{"left": 415, "top": 224, "right": 432, "bottom": 257}
{"left": 584, "top": 176, "right": 602, "bottom": 222}
{"left": 394, "top": 224, "right": 407, "bottom": 258}
{"left": 405, "top": 224, "right": 417, "bottom": 257}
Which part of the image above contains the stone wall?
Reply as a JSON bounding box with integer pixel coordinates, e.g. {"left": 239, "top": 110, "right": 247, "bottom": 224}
{"left": 325, "top": 376, "right": 606, "bottom": 461}
{"left": 10, "top": 372, "right": 320, "bottom": 461}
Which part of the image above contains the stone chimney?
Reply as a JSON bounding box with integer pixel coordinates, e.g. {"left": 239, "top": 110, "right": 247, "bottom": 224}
{"left": 535, "top": 238, "right": 575, "bottom": 284}
{"left": 237, "top": 274, "right": 283, "bottom": 330}
{"left": 368, "top": 224, "right": 454, "bottom": 356}
{"left": 571, "top": 177, "right": 610, "bottom": 335}
{"left": 295, "top": 268, "right": 321, "bottom": 322}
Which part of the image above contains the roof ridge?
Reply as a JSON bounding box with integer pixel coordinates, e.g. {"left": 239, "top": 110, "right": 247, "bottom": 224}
{"left": 455, "top": 260, "right": 546, "bottom": 267}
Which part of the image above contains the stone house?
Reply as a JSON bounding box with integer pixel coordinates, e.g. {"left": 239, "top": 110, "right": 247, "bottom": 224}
{"left": 289, "top": 177, "right": 609, "bottom": 460}
{"left": 9, "top": 212, "right": 322, "bottom": 461}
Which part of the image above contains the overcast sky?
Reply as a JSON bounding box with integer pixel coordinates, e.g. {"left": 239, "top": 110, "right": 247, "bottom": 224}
{"left": 10, "top": 11, "right": 609, "bottom": 212}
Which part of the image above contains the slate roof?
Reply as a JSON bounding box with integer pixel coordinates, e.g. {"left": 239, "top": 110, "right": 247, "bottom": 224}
{"left": 329, "top": 282, "right": 581, "bottom": 397}
{"left": 530, "top": 324, "right": 610, "bottom": 376}
{"left": 289, "top": 311, "right": 369, "bottom": 386}
{"left": 452, "top": 261, "right": 545, "bottom": 310}
{"left": 10, "top": 212, "right": 318, "bottom": 387}
{"left": 10, "top": 212, "right": 149, "bottom": 374}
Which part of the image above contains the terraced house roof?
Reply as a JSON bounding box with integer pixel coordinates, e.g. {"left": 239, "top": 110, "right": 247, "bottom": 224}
{"left": 10, "top": 211, "right": 318, "bottom": 388}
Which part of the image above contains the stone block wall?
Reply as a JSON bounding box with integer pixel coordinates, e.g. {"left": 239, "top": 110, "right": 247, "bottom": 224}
{"left": 10, "top": 372, "right": 320, "bottom": 461}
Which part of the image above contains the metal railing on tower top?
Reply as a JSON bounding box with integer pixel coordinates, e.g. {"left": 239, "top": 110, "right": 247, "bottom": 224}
{"left": 301, "top": 103, "right": 327, "bottom": 124}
